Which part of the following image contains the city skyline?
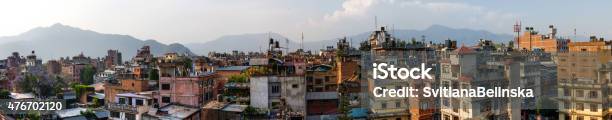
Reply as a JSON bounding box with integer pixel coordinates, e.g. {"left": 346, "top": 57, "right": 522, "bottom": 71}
{"left": 1, "top": 0, "right": 612, "bottom": 44}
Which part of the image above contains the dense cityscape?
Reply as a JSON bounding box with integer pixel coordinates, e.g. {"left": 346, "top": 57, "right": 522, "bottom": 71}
{"left": 0, "top": 24, "right": 610, "bottom": 120}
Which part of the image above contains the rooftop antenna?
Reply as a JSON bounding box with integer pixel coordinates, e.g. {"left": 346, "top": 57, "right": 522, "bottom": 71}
{"left": 286, "top": 38, "right": 289, "bottom": 54}
{"left": 574, "top": 28, "right": 577, "bottom": 41}
{"left": 374, "top": 16, "right": 378, "bottom": 29}
{"left": 301, "top": 32, "right": 304, "bottom": 50}
{"left": 513, "top": 21, "right": 521, "bottom": 49}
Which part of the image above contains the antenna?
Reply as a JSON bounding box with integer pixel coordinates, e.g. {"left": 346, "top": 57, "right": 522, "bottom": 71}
{"left": 374, "top": 16, "right": 378, "bottom": 29}
{"left": 301, "top": 32, "right": 304, "bottom": 50}
{"left": 513, "top": 21, "right": 521, "bottom": 49}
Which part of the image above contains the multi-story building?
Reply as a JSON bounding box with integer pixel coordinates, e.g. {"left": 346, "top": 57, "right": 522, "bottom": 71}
{"left": 107, "top": 92, "right": 154, "bottom": 120}
{"left": 517, "top": 25, "right": 570, "bottom": 52}
{"left": 362, "top": 27, "right": 437, "bottom": 120}
{"left": 46, "top": 60, "right": 62, "bottom": 75}
{"left": 568, "top": 37, "right": 611, "bottom": 52}
{"left": 305, "top": 64, "right": 338, "bottom": 119}
{"left": 249, "top": 40, "right": 306, "bottom": 119}
{"left": 157, "top": 53, "right": 218, "bottom": 107}
{"left": 104, "top": 49, "right": 122, "bottom": 68}
{"left": 557, "top": 51, "right": 612, "bottom": 120}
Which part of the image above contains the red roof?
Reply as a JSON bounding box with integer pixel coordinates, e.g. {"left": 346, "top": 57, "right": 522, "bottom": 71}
{"left": 455, "top": 45, "right": 475, "bottom": 54}
{"left": 459, "top": 74, "right": 473, "bottom": 82}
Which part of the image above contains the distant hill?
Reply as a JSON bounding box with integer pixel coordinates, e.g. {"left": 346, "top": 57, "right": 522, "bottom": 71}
{"left": 186, "top": 33, "right": 298, "bottom": 54}
{"left": 0, "top": 23, "right": 194, "bottom": 60}
{"left": 186, "top": 25, "right": 515, "bottom": 54}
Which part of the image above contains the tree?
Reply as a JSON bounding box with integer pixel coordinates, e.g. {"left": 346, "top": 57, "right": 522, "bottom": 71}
{"left": 228, "top": 74, "right": 248, "bottom": 83}
{"left": 54, "top": 76, "right": 67, "bottom": 97}
{"left": 71, "top": 83, "right": 93, "bottom": 100}
{"left": 19, "top": 74, "right": 38, "bottom": 93}
{"left": 80, "top": 109, "right": 97, "bottom": 119}
{"left": 25, "top": 111, "right": 41, "bottom": 120}
{"left": 80, "top": 65, "right": 96, "bottom": 85}
{"left": 149, "top": 69, "right": 159, "bottom": 80}
{"left": 0, "top": 90, "right": 10, "bottom": 99}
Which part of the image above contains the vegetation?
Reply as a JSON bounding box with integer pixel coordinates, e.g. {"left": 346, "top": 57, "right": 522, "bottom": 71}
{"left": 149, "top": 69, "right": 159, "bottom": 80}
{"left": 19, "top": 74, "right": 39, "bottom": 93}
{"left": 0, "top": 89, "right": 10, "bottom": 99}
{"left": 228, "top": 74, "right": 248, "bottom": 83}
{"left": 24, "top": 111, "right": 41, "bottom": 120}
{"left": 79, "top": 65, "right": 96, "bottom": 85}
{"left": 80, "top": 109, "right": 97, "bottom": 119}
{"left": 71, "top": 83, "right": 93, "bottom": 100}
{"left": 53, "top": 76, "right": 67, "bottom": 97}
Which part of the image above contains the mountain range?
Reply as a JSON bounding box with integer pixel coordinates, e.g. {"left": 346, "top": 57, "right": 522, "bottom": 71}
{"left": 0, "top": 23, "right": 517, "bottom": 60}
{"left": 185, "top": 25, "right": 515, "bottom": 54}
{"left": 0, "top": 23, "right": 194, "bottom": 60}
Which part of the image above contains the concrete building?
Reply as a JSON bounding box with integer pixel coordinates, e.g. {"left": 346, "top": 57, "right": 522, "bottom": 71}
{"left": 568, "top": 37, "right": 611, "bottom": 52}
{"left": 518, "top": 25, "right": 570, "bottom": 52}
{"left": 107, "top": 92, "right": 153, "bottom": 120}
{"left": 556, "top": 51, "right": 612, "bottom": 120}
{"left": 305, "top": 64, "right": 339, "bottom": 119}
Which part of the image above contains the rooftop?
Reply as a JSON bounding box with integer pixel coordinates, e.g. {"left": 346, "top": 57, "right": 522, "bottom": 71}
{"left": 216, "top": 66, "right": 250, "bottom": 71}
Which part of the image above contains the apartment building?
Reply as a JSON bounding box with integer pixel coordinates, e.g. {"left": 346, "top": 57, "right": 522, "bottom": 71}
{"left": 517, "top": 25, "right": 570, "bottom": 52}
{"left": 557, "top": 50, "right": 612, "bottom": 120}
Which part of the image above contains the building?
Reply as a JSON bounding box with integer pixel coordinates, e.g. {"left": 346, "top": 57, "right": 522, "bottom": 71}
{"left": 305, "top": 64, "right": 339, "bottom": 119}
{"left": 568, "top": 37, "right": 611, "bottom": 52}
{"left": 104, "top": 79, "right": 150, "bottom": 104}
{"left": 556, "top": 51, "right": 612, "bottom": 120}
{"left": 107, "top": 92, "right": 154, "bottom": 120}
{"left": 517, "top": 25, "right": 570, "bottom": 52}
{"left": 362, "top": 27, "right": 437, "bottom": 120}
{"left": 157, "top": 73, "right": 218, "bottom": 107}
{"left": 46, "top": 60, "right": 62, "bottom": 75}
{"left": 104, "top": 49, "right": 122, "bottom": 68}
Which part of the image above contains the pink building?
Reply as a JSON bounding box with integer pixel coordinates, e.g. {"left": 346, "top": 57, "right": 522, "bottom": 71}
{"left": 157, "top": 72, "right": 218, "bottom": 107}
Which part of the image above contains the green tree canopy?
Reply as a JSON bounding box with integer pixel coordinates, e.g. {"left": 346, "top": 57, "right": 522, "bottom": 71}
{"left": 149, "top": 69, "right": 159, "bottom": 80}
{"left": 80, "top": 65, "right": 96, "bottom": 85}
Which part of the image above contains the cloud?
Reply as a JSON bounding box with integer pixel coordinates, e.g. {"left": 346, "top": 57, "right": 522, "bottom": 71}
{"left": 323, "top": 0, "right": 375, "bottom": 22}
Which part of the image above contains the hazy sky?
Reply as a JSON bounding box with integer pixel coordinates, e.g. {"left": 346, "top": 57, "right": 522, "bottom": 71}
{"left": 0, "top": 0, "right": 611, "bottom": 44}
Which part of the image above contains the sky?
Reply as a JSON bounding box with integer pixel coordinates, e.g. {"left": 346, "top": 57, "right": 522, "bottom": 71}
{"left": 0, "top": 0, "right": 611, "bottom": 44}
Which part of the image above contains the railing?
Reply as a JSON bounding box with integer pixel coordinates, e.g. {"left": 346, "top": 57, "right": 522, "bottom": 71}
{"left": 106, "top": 103, "right": 150, "bottom": 113}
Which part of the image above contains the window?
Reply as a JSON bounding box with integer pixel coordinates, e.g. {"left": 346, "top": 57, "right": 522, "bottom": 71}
{"left": 162, "top": 96, "right": 170, "bottom": 103}
{"left": 590, "top": 104, "right": 597, "bottom": 112}
{"left": 119, "top": 98, "right": 126, "bottom": 104}
{"left": 588, "top": 91, "right": 598, "bottom": 98}
{"left": 420, "top": 102, "right": 428, "bottom": 109}
{"left": 576, "top": 90, "right": 583, "bottom": 97}
{"left": 161, "top": 84, "right": 170, "bottom": 90}
{"left": 576, "top": 103, "right": 584, "bottom": 111}
{"left": 381, "top": 102, "right": 387, "bottom": 109}
{"left": 395, "top": 101, "right": 401, "bottom": 108}
{"left": 564, "top": 89, "right": 571, "bottom": 96}
{"left": 111, "top": 111, "right": 120, "bottom": 118}
{"left": 292, "top": 84, "right": 298, "bottom": 88}
{"left": 126, "top": 113, "right": 136, "bottom": 120}
{"left": 271, "top": 85, "right": 280, "bottom": 93}
{"left": 564, "top": 101, "right": 570, "bottom": 109}
{"left": 136, "top": 99, "right": 144, "bottom": 106}
{"left": 576, "top": 116, "right": 583, "bottom": 120}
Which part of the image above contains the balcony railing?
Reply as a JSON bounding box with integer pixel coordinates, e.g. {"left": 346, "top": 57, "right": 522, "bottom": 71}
{"left": 106, "top": 103, "right": 150, "bottom": 113}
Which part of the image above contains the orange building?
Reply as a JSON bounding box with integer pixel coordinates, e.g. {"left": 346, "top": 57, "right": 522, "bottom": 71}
{"left": 104, "top": 79, "right": 150, "bottom": 103}
{"left": 568, "top": 38, "right": 611, "bottom": 52}
{"left": 517, "top": 26, "right": 570, "bottom": 52}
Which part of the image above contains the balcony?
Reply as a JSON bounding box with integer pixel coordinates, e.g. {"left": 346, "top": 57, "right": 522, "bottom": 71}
{"left": 106, "top": 103, "right": 150, "bottom": 114}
